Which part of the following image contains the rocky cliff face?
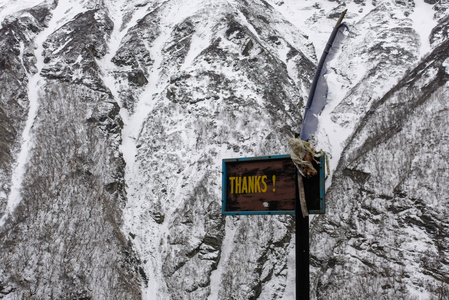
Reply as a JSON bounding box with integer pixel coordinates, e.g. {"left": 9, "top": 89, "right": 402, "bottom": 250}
{"left": 0, "top": 0, "right": 448, "bottom": 299}
{"left": 0, "top": 2, "right": 141, "bottom": 299}
{"left": 310, "top": 38, "right": 449, "bottom": 300}
{"left": 306, "top": 2, "right": 449, "bottom": 299}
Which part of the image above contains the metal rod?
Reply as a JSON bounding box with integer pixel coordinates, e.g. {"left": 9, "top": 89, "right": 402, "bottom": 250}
{"left": 336, "top": 9, "right": 348, "bottom": 27}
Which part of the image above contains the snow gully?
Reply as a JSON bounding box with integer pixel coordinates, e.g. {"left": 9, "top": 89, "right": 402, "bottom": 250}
{"left": 0, "top": 38, "right": 42, "bottom": 227}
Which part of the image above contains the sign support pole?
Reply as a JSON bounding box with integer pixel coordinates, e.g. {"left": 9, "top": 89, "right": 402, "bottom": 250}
{"left": 296, "top": 192, "right": 309, "bottom": 299}
{"left": 295, "top": 10, "right": 347, "bottom": 299}
{"left": 294, "top": 131, "right": 310, "bottom": 299}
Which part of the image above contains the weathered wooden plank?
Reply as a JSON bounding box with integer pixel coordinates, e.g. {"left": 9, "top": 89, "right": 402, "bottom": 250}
{"left": 223, "top": 156, "right": 296, "bottom": 214}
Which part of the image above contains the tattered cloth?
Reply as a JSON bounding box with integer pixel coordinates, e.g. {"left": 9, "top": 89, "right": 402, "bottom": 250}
{"left": 288, "top": 138, "right": 320, "bottom": 178}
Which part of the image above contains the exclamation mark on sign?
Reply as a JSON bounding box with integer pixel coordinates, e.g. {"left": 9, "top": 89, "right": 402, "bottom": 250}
{"left": 272, "top": 175, "right": 276, "bottom": 192}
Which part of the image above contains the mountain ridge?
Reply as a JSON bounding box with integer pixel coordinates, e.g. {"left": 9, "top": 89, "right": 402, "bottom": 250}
{"left": 0, "top": 0, "right": 448, "bottom": 299}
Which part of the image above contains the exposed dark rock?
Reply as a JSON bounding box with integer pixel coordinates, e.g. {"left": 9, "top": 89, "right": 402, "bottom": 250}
{"left": 41, "top": 9, "right": 113, "bottom": 92}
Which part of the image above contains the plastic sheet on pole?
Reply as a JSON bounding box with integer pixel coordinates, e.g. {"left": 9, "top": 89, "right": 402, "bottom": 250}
{"left": 300, "top": 23, "right": 348, "bottom": 141}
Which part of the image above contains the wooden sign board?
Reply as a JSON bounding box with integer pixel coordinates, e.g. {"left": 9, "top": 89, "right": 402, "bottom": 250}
{"left": 222, "top": 154, "right": 326, "bottom": 215}
{"left": 222, "top": 155, "right": 297, "bottom": 215}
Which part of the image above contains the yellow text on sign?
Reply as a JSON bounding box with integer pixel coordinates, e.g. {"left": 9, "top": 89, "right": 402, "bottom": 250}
{"left": 228, "top": 176, "right": 276, "bottom": 194}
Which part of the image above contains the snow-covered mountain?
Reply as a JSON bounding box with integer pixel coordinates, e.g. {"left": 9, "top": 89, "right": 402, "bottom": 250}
{"left": 0, "top": 0, "right": 448, "bottom": 299}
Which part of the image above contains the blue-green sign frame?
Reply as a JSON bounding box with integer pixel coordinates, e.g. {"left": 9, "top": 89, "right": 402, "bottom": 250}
{"left": 222, "top": 154, "right": 325, "bottom": 215}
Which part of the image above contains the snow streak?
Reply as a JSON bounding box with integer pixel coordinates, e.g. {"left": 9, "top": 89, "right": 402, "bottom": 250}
{"left": 0, "top": 42, "right": 39, "bottom": 226}
{"left": 1, "top": 26, "right": 41, "bottom": 227}
{"left": 0, "top": 0, "right": 85, "bottom": 226}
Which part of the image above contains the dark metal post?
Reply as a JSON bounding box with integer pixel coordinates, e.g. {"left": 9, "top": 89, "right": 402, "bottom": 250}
{"left": 296, "top": 210, "right": 309, "bottom": 299}
{"left": 295, "top": 10, "right": 346, "bottom": 299}
{"left": 294, "top": 126, "right": 310, "bottom": 300}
